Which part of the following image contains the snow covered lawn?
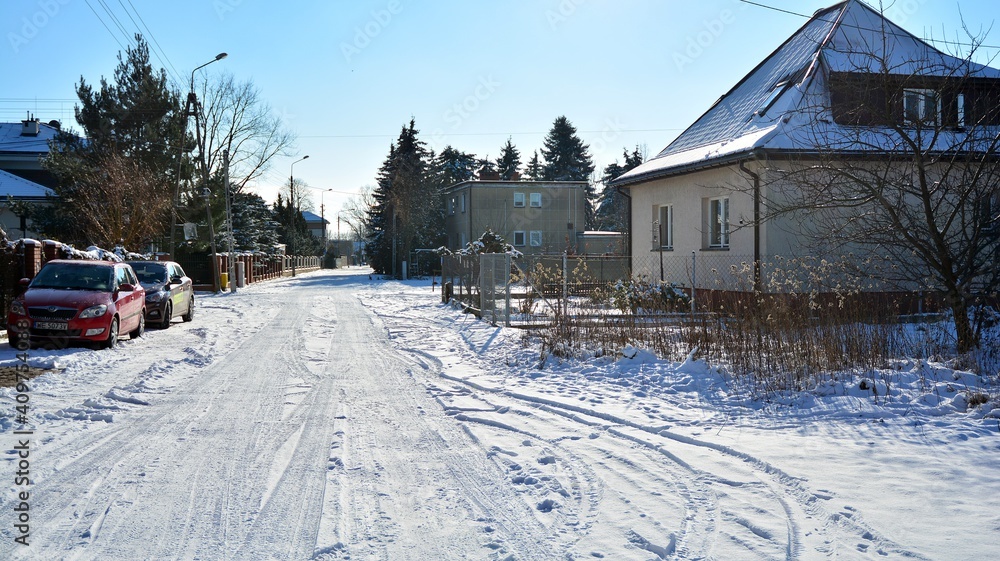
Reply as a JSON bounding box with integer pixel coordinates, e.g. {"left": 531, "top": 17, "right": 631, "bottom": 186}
{"left": 1, "top": 268, "right": 998, "bottom": 560}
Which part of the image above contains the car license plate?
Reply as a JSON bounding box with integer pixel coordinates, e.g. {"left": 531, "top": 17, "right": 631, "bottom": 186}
{"left": 35, "top": 321, "right": 68, "bottom": 330}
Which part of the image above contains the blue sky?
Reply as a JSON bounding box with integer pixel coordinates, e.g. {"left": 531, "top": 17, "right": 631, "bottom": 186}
{"left": 3, "top": 0, "right": 999, "bottom": 218}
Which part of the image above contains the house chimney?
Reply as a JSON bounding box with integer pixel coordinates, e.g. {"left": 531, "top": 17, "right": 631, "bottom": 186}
{"left": 21, "top": 112, "right": 40, "bottom": 136}
{"left": 478, "top": 167, "right": 500, "bottom": 181}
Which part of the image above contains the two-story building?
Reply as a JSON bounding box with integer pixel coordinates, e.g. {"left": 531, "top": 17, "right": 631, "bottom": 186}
{"left": 612, "top": 0, "right": 1000, "bottom": 296}
{"left": 0, "top": 116, "right": 63, "bottom": 239}
{"left": 442, "top": 180, "right": 588, "bottom": 255}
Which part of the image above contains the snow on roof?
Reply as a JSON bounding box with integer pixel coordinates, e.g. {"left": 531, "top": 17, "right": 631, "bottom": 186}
{"left": 613, "top": 0, "right": 1000, "bottom": 187}
{"left": 0, "top": 120, "right": 61, "bottom": 154}
{"left": 0, "top": 169, "right": 54, "bottom": 198}
{"left": 300, "top": 210, "right": 328, "bottom": 225}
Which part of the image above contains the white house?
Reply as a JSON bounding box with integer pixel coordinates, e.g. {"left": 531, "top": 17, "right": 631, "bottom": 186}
{"left": 612, "top": 0, "right": 1000, "bottom": 293}
{"left": 0, "top": 117, "right": 62, "bottom": 239}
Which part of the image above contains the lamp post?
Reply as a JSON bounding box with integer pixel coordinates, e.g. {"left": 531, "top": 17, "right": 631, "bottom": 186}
{"left": 320, "top": 187, "right": 332, "bottom": 265}
{"left": 168, "top": 52, "right": 227, "bottom": 260}
{"left": 289, "top": 155, "right": 309, "bottom": 277}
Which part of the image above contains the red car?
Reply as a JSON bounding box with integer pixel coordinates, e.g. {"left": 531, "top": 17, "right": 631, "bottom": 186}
{"left": 7, "top": 260, "right": 146, "bottom": 349}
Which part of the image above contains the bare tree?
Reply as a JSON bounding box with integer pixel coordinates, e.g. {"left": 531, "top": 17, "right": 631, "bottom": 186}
{"left": 198, "top": 73, "right": 295, "bottom": 192}
{"left": 340, "top": 185, "right": 376, "bottom": 242}
{"left": 74, "top": 151, "right": 173, "bottom": 249}
{"left": 751, "top": 18, "right": 1000, "bottom": 352}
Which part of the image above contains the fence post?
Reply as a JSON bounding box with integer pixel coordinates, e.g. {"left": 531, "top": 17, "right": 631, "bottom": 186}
{"left": 691, "top": 251, "right": 697, "bottom": 315}
{"left": 505, "top": 253, "right": 511, "bottom": 327}
{"left": 562, "top": 252, "right": 568, "bottom": 318}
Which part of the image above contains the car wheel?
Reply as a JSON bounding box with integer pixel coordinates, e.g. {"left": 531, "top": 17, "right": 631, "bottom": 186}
{"left": 102, "top": 317, "right": 120, "bottom": 349}
{"left": 160, "top": 302, "right": 172, "bottom": 329}
{"left": 130, "top": 312, "right": 145, "bottom": 339}
{"left": 182, "top": 296, "right": 194, "bottom": 322}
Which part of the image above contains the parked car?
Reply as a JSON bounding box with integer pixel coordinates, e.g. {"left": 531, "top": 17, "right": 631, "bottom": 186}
{"left": 130, "top": 260, "right": 194, "bottom": 329}
{"left": 6, "top": 260, "right": 146, "bottom": 349}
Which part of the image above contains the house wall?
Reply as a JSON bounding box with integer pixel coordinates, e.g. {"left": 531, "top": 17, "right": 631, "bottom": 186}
{"left": 444, "top": 181, "right": 587, "bottom": 254}
{"left": 630, "top": 165, "right": 768, "bottom": 284}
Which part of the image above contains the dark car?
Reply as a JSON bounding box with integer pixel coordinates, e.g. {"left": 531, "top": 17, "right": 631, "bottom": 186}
{"left": 130, "top": 261, "right": 194, "bottom": 329}
{"left": 6, "top": 260, "right": 146, "bottom": 349}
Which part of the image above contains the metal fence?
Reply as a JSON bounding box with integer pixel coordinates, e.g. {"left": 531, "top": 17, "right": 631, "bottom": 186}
{"left": 479, "top": 253, "right": 511, "bottom": 326}
{"left": 440, "top": 251, "right": 963, "bottom": 327}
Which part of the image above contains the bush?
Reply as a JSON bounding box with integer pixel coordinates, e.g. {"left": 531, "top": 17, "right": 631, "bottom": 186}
{"left": 608, "top": 277, "right": 690, "bottom": 314}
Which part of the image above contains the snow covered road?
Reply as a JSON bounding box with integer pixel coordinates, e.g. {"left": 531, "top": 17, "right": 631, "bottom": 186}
{"left": 2, "top": 268, "right": 998, "bottom": 560}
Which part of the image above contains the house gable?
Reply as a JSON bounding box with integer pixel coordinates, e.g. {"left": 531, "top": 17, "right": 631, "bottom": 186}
{"left": 613, "top": 0, "right": 1000, "bottom": 187}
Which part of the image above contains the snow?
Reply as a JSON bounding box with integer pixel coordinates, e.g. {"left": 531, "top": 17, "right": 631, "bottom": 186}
{"left": 1, "top": 268, "right": 998, "bottom": 559}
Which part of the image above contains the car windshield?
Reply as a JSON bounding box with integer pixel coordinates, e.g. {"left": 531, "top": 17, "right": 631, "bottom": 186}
{"left": 132, "top": 263, "right": 168, "bottom": 286}
{"left": 29, "top": 263, "right": 114, "bottom": 291}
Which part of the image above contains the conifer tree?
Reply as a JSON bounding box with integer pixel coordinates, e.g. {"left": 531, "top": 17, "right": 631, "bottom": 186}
{"left": 495, "top": 137, "right": 522, "bottom": 180}
{"left": 540, "top": 116, "right": 594, "bottom": 181}
{"left": 596, "top": 146, "right": 644, "bottom": 232}
{"left": 540, "top": 116, "right": 597, "bottom": 227}
{"left": 524, "top": 150, "right": 543, "bottom": 181}
{"left": 476, "top": 156, "right": 498, "bottom": 179}
{"left": 432, "top": 146, "right": 478, "bottom": 187}
{"left": 364, "top": 119, "right": 441, "bottom": 276}
{"left": 39, "top": 35, "right": 185, "bottom": 247}
{"left": 231, "top": 192, "right": 279, "bottom": 251}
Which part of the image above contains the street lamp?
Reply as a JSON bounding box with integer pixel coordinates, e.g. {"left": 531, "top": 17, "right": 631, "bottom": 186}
{"left": 320, "top": 187, "right": 332, "bottom": 262}
{"left": 168, "top": 52, "right": 227, "bottom": 260}
{"left": 289, "top": 155, "right": 309, "bottom": 277}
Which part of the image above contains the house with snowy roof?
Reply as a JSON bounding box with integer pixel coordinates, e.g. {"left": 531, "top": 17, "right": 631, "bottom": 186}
{"left": 0, "top": 116, "right": 63, "bottom": 239}
{"left": 612, "top": 0, "right": 1000, "bottom": 295}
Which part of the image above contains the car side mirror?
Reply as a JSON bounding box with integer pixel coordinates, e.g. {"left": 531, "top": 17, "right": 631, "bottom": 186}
{"left": 169, "top": 275, "right": 182, "bottom": 285}
{"left": 18, "top": 278, "right": 30, "bottom": 288}
{"left": 118, "top": 283, "right": 135, "bottom": 292}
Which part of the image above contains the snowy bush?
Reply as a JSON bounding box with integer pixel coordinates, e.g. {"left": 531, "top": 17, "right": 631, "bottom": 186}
{"left": 607, "top": 277, "right": 690, "bottom": 314}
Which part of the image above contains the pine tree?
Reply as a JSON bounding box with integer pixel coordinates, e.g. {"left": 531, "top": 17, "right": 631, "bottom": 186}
{"left": 363, "top": 119, "right": 440, "bottom": 276}
{"left": 540, "top": 116, "right": 594, "bottom": 181}
{"left": 365, "top": 145, "right": 396, "bottom": 274}
{"left": 524, "top": 150, "right": 543, "bottom": 181}
{"left": 540, "top": 116, "right": 597, "bottom": 227}
{"left": 432, "top": 146, "right": 478, "bottom": 187}
{"left": 475, "top": 156, "right": 498, "bottom": 179}
{"left": 231, "top": 192, "right": 278, "bottom": 251}
{"left": 39, "top": 35, "right": 185, "bottom": 247}
{"left": 595, "top": 146, "right": 645, "bottom": 232}
{"left": 495, "top": 137, "right": 522, "bottom": 180}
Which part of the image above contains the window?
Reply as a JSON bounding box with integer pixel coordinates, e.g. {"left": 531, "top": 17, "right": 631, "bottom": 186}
{"left": 903, "top": 88, "right": 940, "bottom": 125}
{"left": 449, "top": 197, "right": 456, "bottom": 215}
{"left": 529, "top": 231, "right": 542, "bottom": 247}
{"left": 115, "top": 266, "right": 130, "bottom": 289}
{"left": 957, "top": 93, "right": 966, "bottom": 128}
{"left": 756, "top": 79, "right": 790, "bottom": 117}
{"left": 513, "top": 231, "right": 526, "bottom": 246}
{"left": 460, "top": 193, "right": 466, "bottom": 213}
{"left": 657, "top": 205, "right": 673, "bottom": 250}
{"left": 513, "top": 192, "right": 525, "bottom": 207}
{"left": 529, "top": 192, "right": 542, "bottom": 207}
{"left": 708, "top": 197, "right": 729, "bottom": 249}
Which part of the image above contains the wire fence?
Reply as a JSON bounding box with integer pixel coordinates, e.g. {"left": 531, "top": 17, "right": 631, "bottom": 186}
{"left": 440, "top": 251, "right": 966, "bottom": 328}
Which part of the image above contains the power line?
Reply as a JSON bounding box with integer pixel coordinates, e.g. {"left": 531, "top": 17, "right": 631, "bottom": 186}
{"left": 299, "top": 128, "right": 684, "bottom": 140}
{"left": 121, "top": 0, "right": 183, "bottom": 85}
{"left": 737, "top": 0, "right": 1000, "bottom": 51}
{"left": 83, "top": 0, "right": 128, "bottom": 52}
{"left": 95, "top": 0, "right": 137, "bottom": 50}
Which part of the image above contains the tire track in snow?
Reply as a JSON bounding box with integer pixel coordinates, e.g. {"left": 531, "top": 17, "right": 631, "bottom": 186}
{"left": 1, "top": 289, "right": 320, "bottom": 561}
{"left": 314, "top": 293, "right": 558, "bottom": 560}
{"left": 369, "top": 292, "right": 927, "bottom": 560}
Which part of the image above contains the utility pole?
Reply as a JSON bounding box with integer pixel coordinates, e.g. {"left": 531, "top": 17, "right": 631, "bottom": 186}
{"left": 224, "top": 149, "right": 236, "bottom": 293}
{"left": 289, "top": 155, "right": 309, "bottom": 277}
{"left": 168, "top": 53, "right": 227, "bottom": 259}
